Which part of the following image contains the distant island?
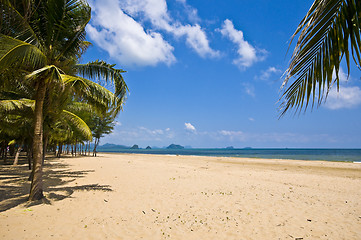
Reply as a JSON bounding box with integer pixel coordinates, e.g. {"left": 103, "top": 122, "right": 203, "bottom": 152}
{"left": 130, "top": 144, "right": 139, "bottom": 149}
{"left": 166, "top": 144, "right": 184, "bottom": 149}
{"left": 96, "top": 143, "right": 186, "bottom": 151}
{"left": 99, "top": 143, "right": 129, "bottom": 149}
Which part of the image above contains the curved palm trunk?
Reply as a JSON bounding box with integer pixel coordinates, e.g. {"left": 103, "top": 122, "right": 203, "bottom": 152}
{"left": 29, "top": 80, "right": 46, "bottom": 201}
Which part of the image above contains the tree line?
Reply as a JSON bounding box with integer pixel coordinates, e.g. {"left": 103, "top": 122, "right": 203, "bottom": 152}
{"left": 0, "top": 0, "right": 127, "bottom": 201}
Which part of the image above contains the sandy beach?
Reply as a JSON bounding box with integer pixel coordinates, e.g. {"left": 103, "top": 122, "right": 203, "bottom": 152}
{"left": 0, "top": 153, "right": 360, "bottom": 239}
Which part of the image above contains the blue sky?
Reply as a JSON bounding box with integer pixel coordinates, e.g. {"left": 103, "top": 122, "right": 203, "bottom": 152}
{"left": 82, "top": 0, "right": 361, "bottom": 148}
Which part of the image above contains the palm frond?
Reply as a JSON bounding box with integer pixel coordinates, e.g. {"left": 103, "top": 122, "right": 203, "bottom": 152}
{"left": 0, "top": 99, "right": 34, "bottom": 113}
{"left": 75, "top": 60, "right": 128, "bottom": 113}
{"left": 62, "top": 74, "right": 117, "bottom": 113}
{"left": 0, "top": 34, "right": 47, "bottom": 70}
{"left": 280, "top": 0, "right": 361, "bottom": 116}
{"left": 0, "top": 0, "right": 40, "bottom": 46}
{"left": 62, "top": 109, "right": 92, "bottom": 140}
{"left": 26, "top": 65, "right": 63, "bottom": 86}
{"left": 54, "top": 0, "right": 91, "bottom": 60}
{"left": 65, "top": 101, "right": 94, "bottom": 114}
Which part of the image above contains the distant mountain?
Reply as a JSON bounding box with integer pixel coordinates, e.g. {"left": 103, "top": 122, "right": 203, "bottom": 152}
{"left": 98, "top": 143, "right": 129, "bottom": 150}
{"left": 146, "top": 146, "right": 152, "bottom": 149}
{"left": 225, "top": 146, "right": 234, "bottom": 149}
{"left": 166, "top": 144, "right": 184, "bottom": 149}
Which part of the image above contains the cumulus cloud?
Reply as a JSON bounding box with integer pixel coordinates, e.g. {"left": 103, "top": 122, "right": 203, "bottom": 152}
{"left": 87, "top": 0, "right": 218, "bottom": 67}
{"left": 173, "top": 24, "right": 219, "bottom": 58}
{"left": 324, "top": 68, "right": 361, "bottom": 110}
{"left": 185, "top": 122, "right": 196, "bottom": 132}
{"left": 87, "top": 0, "right": 175, "bottom": 67}
{"left": 219, "top": 19, "right": 267, "bottom": 69}
{"left": 175, "top": 0, "right": 201, "bottom": 23}
{"left": 123, "top": 0, "right": 219, "bottom": 58}
{"left": 325, "top": 86, "right": 361, "bottom": 110}
{"left": 257, "top": 67, "right": 282, "bottom": 80}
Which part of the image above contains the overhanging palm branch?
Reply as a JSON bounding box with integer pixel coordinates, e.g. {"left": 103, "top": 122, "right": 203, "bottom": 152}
{"left": 62, "top": 74, "right": 124, "bottom": 113}
{"left": 61, "top": 110, "right": 92, "bottom": 140}
{"left": 75, "top": 60, "right": 128, "bottom": 113}
{"left": 280, "top": 0, "right": 361, "bottom": 116}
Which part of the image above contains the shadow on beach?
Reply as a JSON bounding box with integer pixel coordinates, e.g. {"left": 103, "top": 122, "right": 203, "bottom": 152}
{"left": 0, "top": 154, "right": 112, "bottom": 212}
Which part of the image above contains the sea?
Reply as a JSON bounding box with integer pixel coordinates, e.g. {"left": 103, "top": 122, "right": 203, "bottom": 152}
{"left": 98, "top": 148, "right": 361, "bottom": 162}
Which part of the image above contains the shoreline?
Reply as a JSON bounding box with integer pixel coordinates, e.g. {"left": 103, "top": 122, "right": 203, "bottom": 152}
{"left": 1, "top": 153, "right": 360, "bottom": 239}
{"left": 97, "top": 148, "right": 361, "bottom": 163}
{"left": 100, "top": 150, "right": 361, "bottom": 163}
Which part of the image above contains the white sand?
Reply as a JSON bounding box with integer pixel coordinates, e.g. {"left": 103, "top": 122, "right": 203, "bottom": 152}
{"left": 1, "top": 153, "right": 360, "bottom": 239}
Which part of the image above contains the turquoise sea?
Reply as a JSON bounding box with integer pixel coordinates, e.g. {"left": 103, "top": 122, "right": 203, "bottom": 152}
{"left": 99, "top": 148, "right": 361, "bottom": 162}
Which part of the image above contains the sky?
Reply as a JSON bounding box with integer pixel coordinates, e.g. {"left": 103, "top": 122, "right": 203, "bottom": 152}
{"left": 81, "top": 0, "right": 361, "bottom": 149}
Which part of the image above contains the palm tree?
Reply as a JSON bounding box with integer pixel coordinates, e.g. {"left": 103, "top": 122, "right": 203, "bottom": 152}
{"left": 88, "top": 110, "right": 116, "bottom": 157}
{"left": 280, "top": 0, "right": 361, "bottom": 115}
{"left": 0, "top": 0, "right": 127, "bottom": 200}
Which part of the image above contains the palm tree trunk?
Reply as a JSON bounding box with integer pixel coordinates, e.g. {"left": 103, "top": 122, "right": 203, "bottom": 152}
{"left": 42, "top": 134, "right": 48, "bottom": 164}
{"left": 93, "top": 138, "right": 99, "bottom": 157}
{"left": 29, "top": 80, "right": 46, "bottom": 201}
{"left": 13, "top": 140, "right": 24, "bottom": 165}
{"left": 27, "top": 145, "right": 32, "bottom": 170}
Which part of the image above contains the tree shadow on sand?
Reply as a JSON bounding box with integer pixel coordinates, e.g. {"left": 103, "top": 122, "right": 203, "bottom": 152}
{"left": 0, "top": 155, "right": 112, "bottom": 212}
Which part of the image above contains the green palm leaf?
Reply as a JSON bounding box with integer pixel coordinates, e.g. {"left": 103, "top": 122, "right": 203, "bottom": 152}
{"left": 0, "top": 35, "right": 47, "bottom": 70}
{"left": 75, "top": 60, "right": 128, "bottom": 113}
{"left": 280, "top": 0, "right": 361, "bottom": 116}
{"left": 62, "top": 109, "right": 92, "bottom": 140}
{"left": 62, "top": 74, "right": 119, "bottom": 112}
{"left": 0, "top": 99, "right": 34, "bottom": 113}
{"left": 0, "top": 0, "right": 40, "bottom": 46}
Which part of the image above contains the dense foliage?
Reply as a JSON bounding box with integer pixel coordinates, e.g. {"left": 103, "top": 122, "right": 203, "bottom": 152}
{"left": 0, "top": 0, "right": 128, "bottom": 200}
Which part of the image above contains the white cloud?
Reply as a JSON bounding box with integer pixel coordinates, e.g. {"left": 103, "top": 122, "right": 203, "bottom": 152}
{"left": 173, "top": 24, "right": 220, "bottom": 58}
{"left": 325, "top": 85, "right": 361, "bottom": 110}
{"left": 218, "top": 130, "right": 245, "bottom": 141}
{"left": 257, "top": 67, "right": 282, "bottom": 80}
{"left": 248, "top": 117, "right": 255, "bottom": 121}
{"left": 219, "top": 19, "right": 266, "bottom": 69}
{"left": 176, "top": 0, "right": 201, "bottom": 23}
{"left": 242, "top": 82, "right": 255, "bottom": 97}
{"left": 103, "top": 126, "right": 174, "bottom": 144}
{"left": 185, "top": 122, "right": 196, "bottom": 132}
{"left": 324, "top": 68, "right": 361, "bottom": 110}
{"left": 87, "top": 0, "right": 219, "bottom": 65}
{"left": 87, "top": 0, "right": 175, "bottom": 67}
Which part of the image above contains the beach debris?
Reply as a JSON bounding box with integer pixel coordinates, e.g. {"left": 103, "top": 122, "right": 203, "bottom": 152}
{"left": 151, "top": 209, "right": 156, "bottom": 212}
{"left": 142, "top": 211, "right": 146, "bottom": 214}
{"left": 104, "top": 199, "right": 108, "bottom": 202}
{"left": 307, "top": 219, "right": 312, "bottom": 222}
